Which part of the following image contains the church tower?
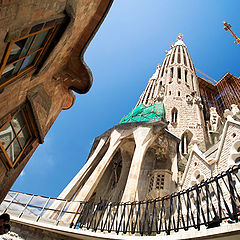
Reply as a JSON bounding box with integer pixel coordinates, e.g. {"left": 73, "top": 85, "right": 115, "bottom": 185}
{"left": 137, "top": 34, "right": 207, "bottom": 155}
{"left": 45, "top": 34, "right": 207, "bottom": 224}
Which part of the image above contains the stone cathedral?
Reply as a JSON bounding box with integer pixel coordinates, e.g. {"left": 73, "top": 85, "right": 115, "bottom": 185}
{"left": 46, "top": 34, "right": 240, "bottom": 223}
{"left": 2, "top": 34, "right": 240, "bottom": 240}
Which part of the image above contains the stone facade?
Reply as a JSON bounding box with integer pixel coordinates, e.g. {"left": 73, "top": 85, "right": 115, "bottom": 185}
{"left": 49, "top": 35, "right": 240, "bottom": 218}
{"left": 0, "top": 0, "right": 114, "bottom": 203}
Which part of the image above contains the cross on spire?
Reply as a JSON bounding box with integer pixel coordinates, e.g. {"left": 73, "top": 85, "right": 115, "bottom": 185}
{"left": 176, "top": 33, "right": 183, "bottom": 41}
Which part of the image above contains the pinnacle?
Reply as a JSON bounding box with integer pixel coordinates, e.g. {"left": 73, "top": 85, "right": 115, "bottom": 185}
{"left": 174, "top": 33, "right": 186, "bottom": 47}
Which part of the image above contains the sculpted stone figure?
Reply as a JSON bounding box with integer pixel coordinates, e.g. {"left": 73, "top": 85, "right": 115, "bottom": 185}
{"left": 231, "top": 104, "right": 240, "bottom": 116}
{"left": 209, "top": 107, "right": 221, "bottom": 132}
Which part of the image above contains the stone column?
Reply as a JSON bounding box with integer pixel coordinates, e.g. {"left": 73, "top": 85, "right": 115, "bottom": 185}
{"left": 61, "top": 130, "right": 122, "bottom": 223}
{"left": 44, "top": 137, "right": 107, "bottom": 219}
{"left": 171, "top": 147, "right": 178, "bottom": 183}
{"left": 183, "top": 134, "right": 187, "bottom": 155}
{"left": 192, "top": 75, "right": 200, "bottom": 95}
{"left": 121, "top": 126, "right": 155, "bottom": 202}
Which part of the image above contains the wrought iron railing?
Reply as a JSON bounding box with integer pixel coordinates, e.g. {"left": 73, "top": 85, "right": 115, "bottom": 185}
{"left": 1, "top": 164, "right": 240, "bottom": 236}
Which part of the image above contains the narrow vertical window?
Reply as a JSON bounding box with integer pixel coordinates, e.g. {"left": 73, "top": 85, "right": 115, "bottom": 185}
{"left": 171, "top": 67, "right": 174, "bottom": 78}
{"left": 185, "top": 70, "right": 188, "bottom": 83}
{"left": 171, "top": 108, "right": 178, "bottom": 123}
{"left": 171, "top": 48, "right": 176, "bottom": 64}
{"left": 169, "top": 91, "right": 171, "bottom": 96}
{"left": 177, "top": 47, "right": 181, "bottom": 64}
{"left": 178, "top": 68, "right": 181, "bottom": 79}
{"left": 183, "top": 53, "right": 187, "bottom": 66}
{"left": 178, "top": 91, "right": 181, "bottom": 96}
{"left": 181, "top": 131, "right": 193, "bottom": 155}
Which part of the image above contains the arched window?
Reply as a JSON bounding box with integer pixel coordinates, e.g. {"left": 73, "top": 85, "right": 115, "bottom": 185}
{"left": 171, "top": 108, "right": 178, "bottom": 123}
{"left": 181, "top": 131, "right": 193, "bottom": 155}
{"left": 169, "top": 91, "right": 171, "bottom": 96}
{"left": 178, "top": 91, "right": 181, "bottom": 96}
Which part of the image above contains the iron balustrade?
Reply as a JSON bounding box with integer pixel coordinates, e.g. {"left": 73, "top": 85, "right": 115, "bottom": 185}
{"left": 1, "top": 164, "right": 240, "bottom": 236}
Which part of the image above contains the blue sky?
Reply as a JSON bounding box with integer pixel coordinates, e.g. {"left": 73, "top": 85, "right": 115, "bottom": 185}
{"left": 13, "top": 0, "right": 240, "bottom": 197}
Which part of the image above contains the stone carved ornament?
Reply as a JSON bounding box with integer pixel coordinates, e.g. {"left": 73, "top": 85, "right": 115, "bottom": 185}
{"left": 224, "top": 104, "right": 240, "bottom": 120}
{"left": 186, "top": 94, "right": 193, "bottom": 104}
{"left": 185, "top": 91, "right": 196, "bottom": 104}
{"left": 209, "top": 107, "right": 222, "bottom": 132}
{"left": 177, "top": 33, "right": 183, "bottom": 40}
{"left": 185, "top": 92, "right": 202, "bottom": 108}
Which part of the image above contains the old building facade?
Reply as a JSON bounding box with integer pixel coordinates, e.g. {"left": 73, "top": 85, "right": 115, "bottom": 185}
{"left": 0, "top": 0, "right": 114, "bottom": 203}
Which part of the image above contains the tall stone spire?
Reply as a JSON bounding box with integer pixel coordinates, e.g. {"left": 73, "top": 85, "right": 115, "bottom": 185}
{"left": 137, "top": 34, "right": 207, "bottom": 154}
{"left": 137, "top": 33, "right": 199, "bottom": 106}
{"left": 44, "top": 35, "right": 209, "bottom": 221}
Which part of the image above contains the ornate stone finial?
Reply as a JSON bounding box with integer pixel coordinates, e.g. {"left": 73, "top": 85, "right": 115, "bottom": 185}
{"left": 170, "top": 42, "right": 174, "bottom": 49}
{"left": 164, "top": 50, "right": 168, "bottom": 54}
{"left": 177, "top": 33, "right": 183, "bottom": 41}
